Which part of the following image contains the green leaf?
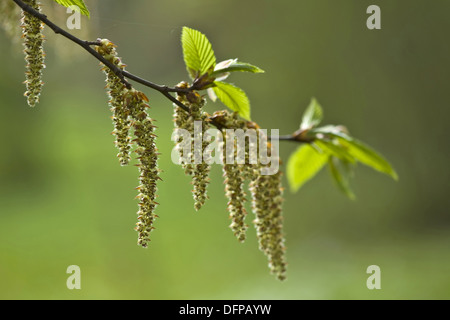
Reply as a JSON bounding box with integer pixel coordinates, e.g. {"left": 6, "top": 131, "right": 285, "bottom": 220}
{"left": 337, "top": 136, "right": 398, "bottom": 180}
{"left": 310, "top": 127, "right": 398, "bottom": 180}
{"left": 328, "top": 157, "right": 356, "bottom": 200}
{"left": 212, "top": 81, "right": 251, "bottom": 120}
{"left": 181, "top": 27, "right": 216, "bottom": 79}
{"left": 53, "top": 0, "right": 90, "bottom": 17}
{"left": 300, "top": 98, "right": 323, "bottom": 130}
{"left": 315, "top": 139, "right": 356, "bottom": 163}
{"left": 210, "top": 59, "right": 264, "bottom": 79}
{"left": 287, "top": 144, "right": 329, "bottom": 192}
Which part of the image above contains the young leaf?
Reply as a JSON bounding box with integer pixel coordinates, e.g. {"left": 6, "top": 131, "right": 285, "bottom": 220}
{"left": 210, "top": 59, "right": 264, "bottom": 79}
{"left": 315, "top": 139, "right": 355, "bottom": 163}
{"left": 212, "top": 81, "right": 250, "bottom": 120}
{"left": 209, "top": 59, "right": 236, "bottom": 82}
{"left": 328, "top": 157, "right": 356, "bottom": 200}
{"left": 287, "top": 144, "right": 329, "bottom": 192}
{"left": 53, "top": 0, "right": 90, "bottom": 17}
{"left": 300, "top": 98, "right": 323, "bottom": 130}
{"left": 310, "top": 127, "right": 398, "bottom": 180}
{"left": 337, "top": 136, "right": 398, "bottom": 180}
{"left": 181, "top": 27, "right": 216, "bottom": 79}
{"left": 207, "top": 87, "right": 218, "bottom": 102}
{"left": 311, "top": 125, "right": 348, "bottom": 136}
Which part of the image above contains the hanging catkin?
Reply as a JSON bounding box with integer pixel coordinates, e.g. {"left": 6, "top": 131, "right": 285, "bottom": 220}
{"left": 126, "top": 89, "right": 160, "bottom": 248}
{"left": 173, "top": 83, "right": 211, "bottom": 211}
{"left": 248, "top": 129, "right": 287, "bottom": 281}
{"left": 21, "top": 0, "right": 45, "bottom": 107}
{"left": 173, "top": 82, "right": 195, "bottom": 176}
{"left": 95, "top": 39, "right": 132, "bottom": 166}
{"left": 212, "top": 111, "right": 249, "bottom": 242}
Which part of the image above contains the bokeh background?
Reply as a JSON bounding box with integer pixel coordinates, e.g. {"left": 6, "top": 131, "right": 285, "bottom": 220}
{"left": 0, "top": 0, "right": 449, "bottom": 299}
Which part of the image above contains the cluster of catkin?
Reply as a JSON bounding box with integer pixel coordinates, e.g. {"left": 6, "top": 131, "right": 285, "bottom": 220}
{"left": 174, "top": 107, "right": 287, "bottom": 280}
{"left": 20, "top": 0, "right": 45, "bottom": 107}
{"left": 4, "top": 0, "right": 287, "bottom": 280}
{"left": 7, "top": 0, "right": 287, "bottom": 278}
{"left": 95, "top": 39, "right": 160, "bottom": 248}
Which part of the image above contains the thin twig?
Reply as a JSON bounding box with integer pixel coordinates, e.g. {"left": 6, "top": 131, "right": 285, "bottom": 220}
{"left": 12, "top": 0, "right": 191, "bottom": 112}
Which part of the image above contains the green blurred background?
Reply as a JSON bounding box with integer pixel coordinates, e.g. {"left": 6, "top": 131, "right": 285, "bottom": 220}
{"left": 0, "top": 0, "right": 449, "bottom": 299}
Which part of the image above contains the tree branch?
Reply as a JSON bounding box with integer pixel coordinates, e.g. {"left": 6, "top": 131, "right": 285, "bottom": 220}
{"left": 12, "top": 0, "right": 312, "bottom": 143}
